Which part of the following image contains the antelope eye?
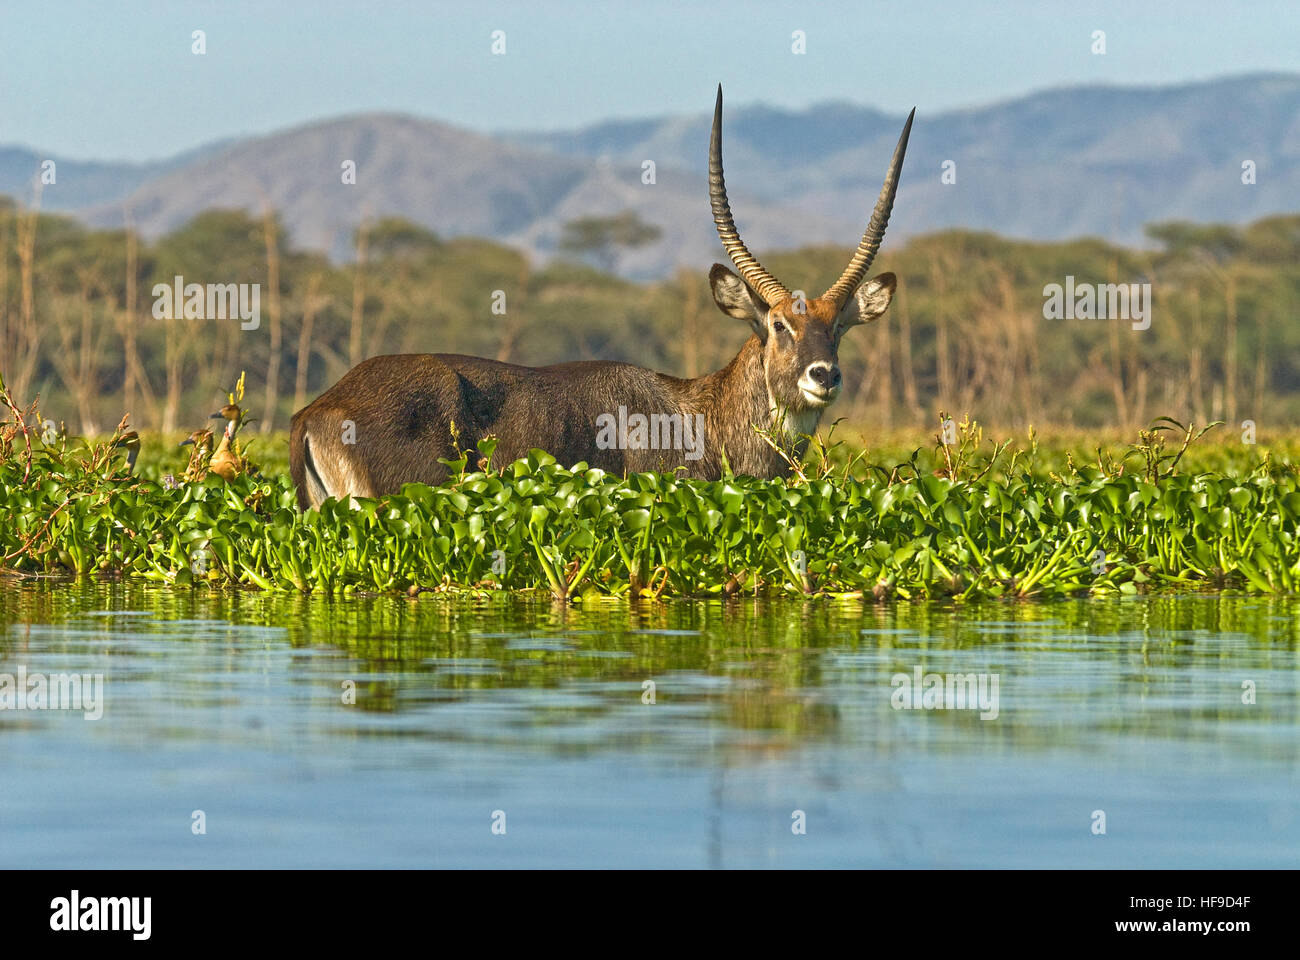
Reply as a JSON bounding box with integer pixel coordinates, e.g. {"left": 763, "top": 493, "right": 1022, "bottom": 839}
{"left": 772, "top": 320, "right": 786, "bottom": 333}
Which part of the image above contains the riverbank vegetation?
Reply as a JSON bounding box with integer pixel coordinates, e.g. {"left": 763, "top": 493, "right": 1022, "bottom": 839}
{"left": 4, "top": 375, "right": 1297, "bottom": 599}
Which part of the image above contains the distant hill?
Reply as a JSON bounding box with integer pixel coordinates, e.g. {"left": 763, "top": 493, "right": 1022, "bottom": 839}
{"left": 2, "top": 73, "right": 1297, "bottom": 277}
{"left": 71, "top": 114, "right": 847, "bottom": 279}
{"left": 510, "top": 73, "right": 1300, "bottom": 250}
{"left": 0, "top": 140, "right": 229, "bottom": 211}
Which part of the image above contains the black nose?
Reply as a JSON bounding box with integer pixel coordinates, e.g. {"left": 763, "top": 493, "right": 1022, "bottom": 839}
{"left": 809, "top": 364, "right": 841, "bottom": 389}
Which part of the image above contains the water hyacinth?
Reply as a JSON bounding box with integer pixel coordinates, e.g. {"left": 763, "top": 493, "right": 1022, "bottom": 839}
{"left": 3, "top": 424, "right": 1299, "bottom": 599}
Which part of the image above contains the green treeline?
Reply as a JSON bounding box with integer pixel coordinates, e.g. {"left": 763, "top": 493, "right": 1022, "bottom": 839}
{"left": 2, "top": 195, "right": 1298, "bottom": 436}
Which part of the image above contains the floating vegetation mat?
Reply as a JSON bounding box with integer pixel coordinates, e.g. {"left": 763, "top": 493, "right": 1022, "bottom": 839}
{"left": 4, "top": 431, "right": 1298, "bottom": 599}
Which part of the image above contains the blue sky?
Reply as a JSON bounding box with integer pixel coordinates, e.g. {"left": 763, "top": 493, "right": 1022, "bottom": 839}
{"left": 3, "top": 0, "right": 1297, "bottom": 161}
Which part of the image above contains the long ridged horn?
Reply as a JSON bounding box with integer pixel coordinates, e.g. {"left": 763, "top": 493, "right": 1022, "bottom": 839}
{"left": 822, "top": 107, "right": 915, "bottom": 308}
{"left": 709, "top": 85, "right": 789, "bottom": 306}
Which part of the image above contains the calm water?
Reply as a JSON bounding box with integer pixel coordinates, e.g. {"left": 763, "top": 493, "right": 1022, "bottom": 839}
{"left": 1, "top": 581, "right": 1297, "bottom": 868}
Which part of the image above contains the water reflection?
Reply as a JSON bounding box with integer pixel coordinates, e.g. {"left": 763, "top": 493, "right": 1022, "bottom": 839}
{"left": 1, "top": 581, "right": 1297, "bottom": 867}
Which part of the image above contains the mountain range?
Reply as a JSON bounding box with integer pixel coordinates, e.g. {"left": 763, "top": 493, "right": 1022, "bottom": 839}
{"left": 3, "top": 73, "right": 1297, "bottom": 277}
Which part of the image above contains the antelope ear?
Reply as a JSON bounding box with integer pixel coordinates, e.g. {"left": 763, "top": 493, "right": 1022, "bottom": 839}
{"left": 709, "top": 264, "right": 768, "bottom": 341}
{"left": 838, "top": 272, "right": 896, "bottom": 333}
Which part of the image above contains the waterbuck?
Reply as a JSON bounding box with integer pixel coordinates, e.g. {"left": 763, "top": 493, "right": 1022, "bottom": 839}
{"left": 289, "top": 87, "right": 913, "bottom": 509}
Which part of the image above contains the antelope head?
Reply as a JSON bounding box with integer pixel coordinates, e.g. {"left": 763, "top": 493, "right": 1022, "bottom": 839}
{"left": 706, "top": 85, "right": 913, "bottom": 419}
